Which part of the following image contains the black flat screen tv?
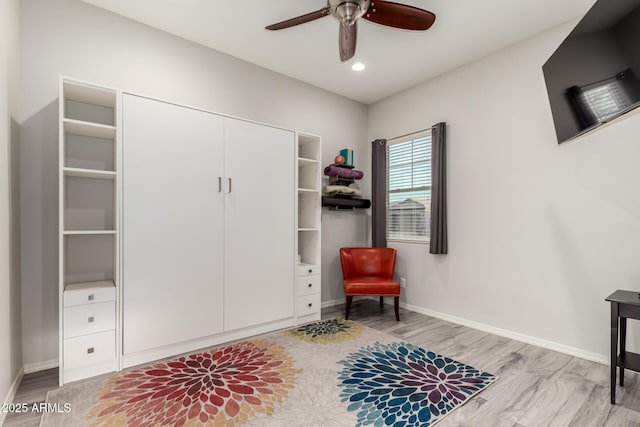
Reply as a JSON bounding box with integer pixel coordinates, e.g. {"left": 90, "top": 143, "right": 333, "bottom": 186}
{"left": 543, "top": 0, "right": 640, "bottom": 144}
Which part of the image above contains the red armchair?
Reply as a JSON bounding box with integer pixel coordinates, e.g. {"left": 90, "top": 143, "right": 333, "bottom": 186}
{"left": 339, "top": 247, "right": 400, "bottom": 321}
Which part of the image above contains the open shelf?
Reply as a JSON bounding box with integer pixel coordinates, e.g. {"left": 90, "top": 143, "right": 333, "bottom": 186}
{"left": 65, "top": 130, "right": 115, "bottom": 172}
{"left": 64, "top": 175, "right": 115, "bottom": 231}
{"left": 322, "top": 196, "right": 371, "bottom": 210}
{"left": 64, "top": 167, "right": 116, "bottom": 179}
{"left": 298, "top": 231, "right": 320, "bottom": 266}
{"left": 298, "top": 157, "right": 319, "bottom": 166}
{"left": 63, "top": 80, "right": 116, "bottom": 108}
{"left": 298, "top": 191, "right": 320, "bottom": 229}
{"left": 298, "top": 134, "right": 320, "bottom": 160}
{"left": 59, "top": 77, "right": 118, "bottom": 385}
{"left": 63, "top": 119, "right": 116, "bottom": 139}
{"left": 64, "top": 280, "right": 115, "bottom": 292}
{"left": 63, "top": 233, "right": 115, "bottom": 285}
{"left": 298, "top": 165, "right": 319, "bottom": 191}
{"left": 296, "top": 132, "right": 321, "bottom": 283}
{"left": 298, "top": 262, "right": 319, "bottom": 269}
{"left": 63, "top": 230, "right": 116, "bottom": 235}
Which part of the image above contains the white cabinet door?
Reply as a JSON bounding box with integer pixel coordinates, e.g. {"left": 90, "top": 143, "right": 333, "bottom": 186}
{"left": 223, "top": 118, "right": 295, "bottom": 331}
{"left": 122, "top": 95, "right": 224, "bottom": 355}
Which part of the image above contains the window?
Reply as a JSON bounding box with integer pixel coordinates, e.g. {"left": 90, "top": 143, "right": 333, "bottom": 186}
{"left": 387, "top": 130, "right": 432, "bottom": 242}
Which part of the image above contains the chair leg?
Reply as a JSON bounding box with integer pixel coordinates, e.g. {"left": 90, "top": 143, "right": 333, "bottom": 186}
{"left": 345, "top": 296, "right": 353, "bottom": 320}
{"left": 379, "top": 296, "right": 384, "bottom": 312}
{"left": 394, "top": 296, "right": 400, "bottom": 321}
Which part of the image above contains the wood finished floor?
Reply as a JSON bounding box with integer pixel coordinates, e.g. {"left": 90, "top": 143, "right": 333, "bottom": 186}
{"left": 5, "top": 300, "right": 640, "bottom": 426}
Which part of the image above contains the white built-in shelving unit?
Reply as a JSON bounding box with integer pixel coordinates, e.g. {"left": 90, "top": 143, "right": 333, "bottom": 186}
{"left": 58, "top": 77, "right": 119, "bottom": 385}
{"left": 56, "top": 76, "right": 323, "bottom": 384}
{"left": 296, "top": 133, "right": 322, "bottom": 324}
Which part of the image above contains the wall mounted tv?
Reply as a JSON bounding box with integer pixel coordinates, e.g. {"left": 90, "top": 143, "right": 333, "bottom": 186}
{"left": 543, "top": 0, "right": 640, "bottom": 144}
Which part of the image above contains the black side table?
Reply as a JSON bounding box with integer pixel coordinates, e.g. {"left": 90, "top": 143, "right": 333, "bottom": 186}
{"left": 606, "top": 290, "right": 640, "bottom": 404}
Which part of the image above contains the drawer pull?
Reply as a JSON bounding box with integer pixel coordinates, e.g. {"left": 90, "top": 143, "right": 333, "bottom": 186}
{"left": 308, "top": 283, "right": 313, "bottom": 288}
{"left": 88, "top": 316, "right": 95, "bottom": 323}
{"left": 88, "top": 294, "right": 95, "bottom": 301}
{"left": 87, "top": 347, "right": 95, "bottom": 354}
{"left": 308, "top": 269, "right": 312, "bottom": 273}
{"left": 308, "top": 303, "right": 313, "bottom": 307}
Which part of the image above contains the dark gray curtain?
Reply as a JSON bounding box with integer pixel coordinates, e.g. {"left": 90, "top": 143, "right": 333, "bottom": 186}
{"left": 430, "top": 123, "right": 448, "bottom": 254}
{"left": 371, "top": 139, "right": 387, "bottom": 248}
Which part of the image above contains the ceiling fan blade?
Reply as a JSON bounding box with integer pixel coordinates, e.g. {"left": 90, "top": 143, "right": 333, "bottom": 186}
{"left": 363, "top": 1, "right": 436, "bottom": 31}
{"left": 266, "top": 7, "right": 331, "bottom": 30}
{"left": 339, "top": 22, "right": 358, "bottom": 62}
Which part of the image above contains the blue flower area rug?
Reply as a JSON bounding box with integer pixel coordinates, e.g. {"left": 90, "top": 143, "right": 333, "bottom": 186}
{"left": 42, "top": 319, "right": 496, "bottom": 427}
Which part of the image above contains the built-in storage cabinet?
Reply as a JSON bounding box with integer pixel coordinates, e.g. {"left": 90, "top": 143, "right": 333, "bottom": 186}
{"left": 223, "top": 119, "right": 295, "bottom": 332}
{"left": 59, "top": 78, "right": 318, "bottom": 380}
{"left": 59, "top": 78, "right": 118, "bottom": 385}
{"left": 121, "top": 94, "right": 225, "bottom": 359}
{"left": 296, "top": 133, "right": 322, "bottom": 324}
{"left": 121, "top": 95, "right": 295, "bottom": 367}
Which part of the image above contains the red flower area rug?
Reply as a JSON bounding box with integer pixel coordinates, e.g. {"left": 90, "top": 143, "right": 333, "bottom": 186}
{"left": 41, "top": 319, "right": 497, "bottom": 427}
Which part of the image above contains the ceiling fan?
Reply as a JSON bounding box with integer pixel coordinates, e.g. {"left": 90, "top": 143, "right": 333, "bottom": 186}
{"left": 265, "top": 0, "right": 436, "bottom": 62}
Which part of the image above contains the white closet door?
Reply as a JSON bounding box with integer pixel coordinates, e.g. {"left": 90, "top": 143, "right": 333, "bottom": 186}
{"left": 122, "top": 95, "right": 224, "bottom": 355}
{"left": 223, "top": 118, "right": 295, "bottom": 331}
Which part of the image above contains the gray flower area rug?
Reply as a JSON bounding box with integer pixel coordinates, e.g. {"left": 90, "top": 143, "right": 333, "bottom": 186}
{"left": 42, "top": 319, "right": 497, "bottom": 427}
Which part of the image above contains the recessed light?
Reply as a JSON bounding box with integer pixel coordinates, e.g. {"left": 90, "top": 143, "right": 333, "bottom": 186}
{"left": 351, "top": 62, "right": 366, "bottom": 72}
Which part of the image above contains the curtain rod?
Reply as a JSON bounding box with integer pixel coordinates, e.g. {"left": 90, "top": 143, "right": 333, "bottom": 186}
{"left": 386, "top": 127, "right": 432, "bottom": 142}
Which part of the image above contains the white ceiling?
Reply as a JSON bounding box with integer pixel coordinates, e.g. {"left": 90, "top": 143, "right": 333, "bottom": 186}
{"left": 80, "top": 0, "right": 595, "bottom": 104}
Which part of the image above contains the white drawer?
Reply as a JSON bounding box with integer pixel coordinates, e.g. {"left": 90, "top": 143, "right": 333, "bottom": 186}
{"left": 64, "top": 330, "right": 115, "bottom": 370}
{"left": 64, "top": 302, "right": 115, "bottom": 339}
{"left": 297, "top": 275, "right": 320, "bottom": 297}
{"left": 297, "top": 294, "right": 321, "bottom": 317}
{"left": 64, "top": 284, "right": 115, "bottom": 307}
{"left": 297, "top": 264, "right": 320, "bottom": 276}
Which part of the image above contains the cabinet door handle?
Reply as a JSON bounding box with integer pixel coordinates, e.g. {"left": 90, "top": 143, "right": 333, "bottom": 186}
{"left": 218, "top": 177, "right": 222, "bottom": 193}
{"left": 87, "top": 347, "right": 95, "bottom": 354}
{"left": 88, "top": 316, "right": 95, "bottom": 323}
{"left": 228, "top": 178, "right": 232, "bottom": 193}
{"left": 87, "top": 294, "right": 95, "bottom": 301}
{"left": 308, "top": 303, "right": 313, "bottom": 307}
{"left": 308, "top": 269, "right": 312, "bottom": 274}
{"left": 308, "top": 283, "right": 312, "bottom": 288}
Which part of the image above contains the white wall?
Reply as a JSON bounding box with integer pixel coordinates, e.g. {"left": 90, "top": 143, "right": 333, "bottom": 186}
{"left": 1, "top": 0, "right": 23, "bottom": 415}
{"left": 369, "top": 21, "right": 640, "bottom": 361}
{"left": 20, "top": 0, "right": 369, "bottom": 367}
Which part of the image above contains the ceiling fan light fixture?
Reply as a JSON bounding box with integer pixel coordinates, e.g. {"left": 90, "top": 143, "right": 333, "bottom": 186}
{"left": 337, "top": 3, "right": 360, "bottom": 25}
{"left": 265, "top": 0, "right": 436, "bottom": 63}
{"left": 329, "top": 0, "right": 371, "bottom": 26}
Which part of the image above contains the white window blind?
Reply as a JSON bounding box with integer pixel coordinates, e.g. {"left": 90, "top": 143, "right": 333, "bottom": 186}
{"left": 387, "top": 131, "right": 432, "bottom": 242}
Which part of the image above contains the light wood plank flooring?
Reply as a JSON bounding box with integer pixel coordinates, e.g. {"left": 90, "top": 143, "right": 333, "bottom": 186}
{"left": 5, "top": 300, "right": 640, "bottom": 426}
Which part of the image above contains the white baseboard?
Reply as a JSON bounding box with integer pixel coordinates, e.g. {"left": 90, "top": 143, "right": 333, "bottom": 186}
{"left": 400, "top": 301, "right": 608, "bottom": 365}
{"left": 24, "top": 358, "right": 59, "bottom": 374}
{"left": 321, "top": 299, "right": 343, "bottom": 309}
{"left": 354, "top": 296, "right": 608, "bottom": 365}
{"left": 0, "top": 366, "right": 25, "bottom": 425}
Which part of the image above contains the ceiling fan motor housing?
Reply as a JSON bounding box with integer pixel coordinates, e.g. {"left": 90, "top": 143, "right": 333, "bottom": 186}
{"left": 328, "top": 0, "right": 371, "bottom": 25}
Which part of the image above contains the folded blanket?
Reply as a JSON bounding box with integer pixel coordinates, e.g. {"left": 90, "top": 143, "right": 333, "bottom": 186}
{"left": 323, "top": 185, "right": 363, "bottom": 197}
{"left": 323, "top": 165, "right": 364, "bottom": 180}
